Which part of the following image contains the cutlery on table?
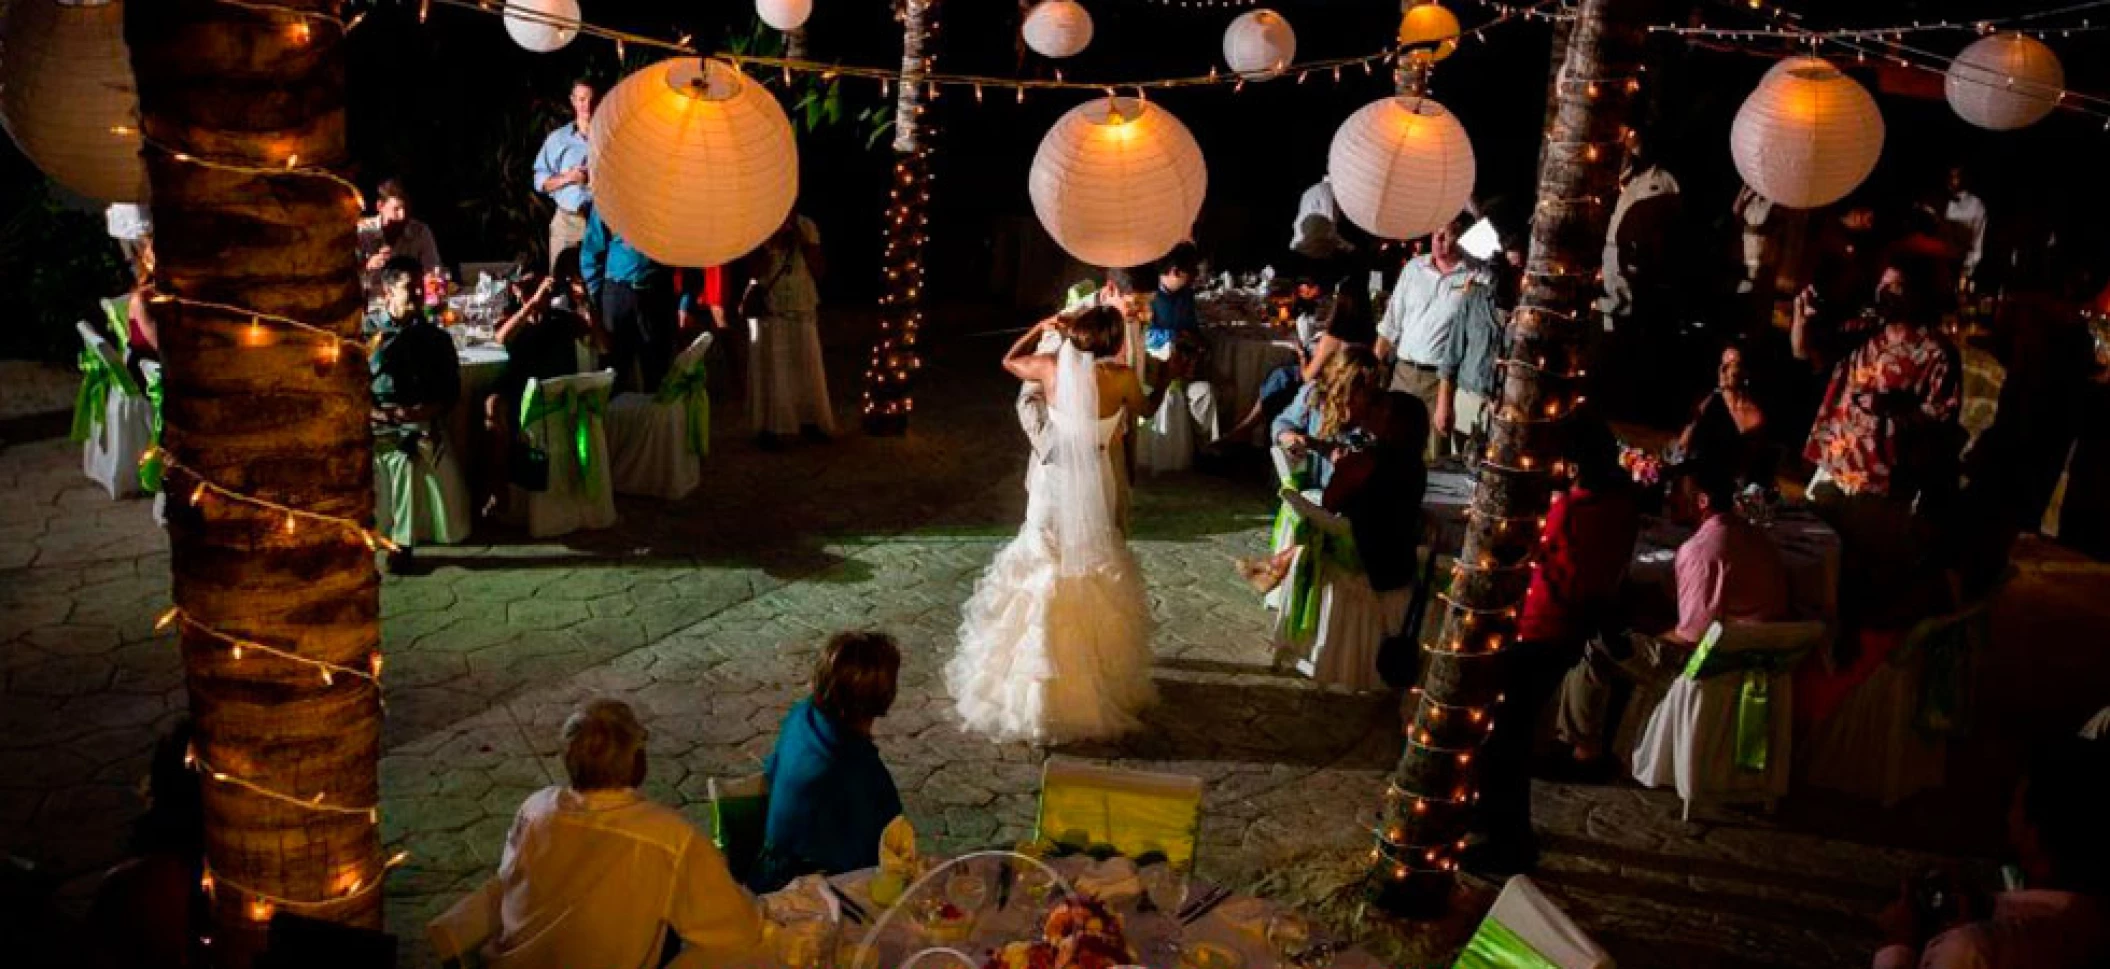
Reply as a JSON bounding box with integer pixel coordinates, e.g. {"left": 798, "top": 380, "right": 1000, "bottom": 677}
{"left": 821, "top": 879, "right": 868, "bottom": 924}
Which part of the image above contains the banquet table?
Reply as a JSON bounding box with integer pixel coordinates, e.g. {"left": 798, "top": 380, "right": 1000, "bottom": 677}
{"left": 1419, "top": 465, "right": 1843, "bottom": 623}
{"left": 716, "top": 853, "right": 1384, "bottom": 969}
{"left": 1194, "top": 291, "right": 1299, "bottom": 445}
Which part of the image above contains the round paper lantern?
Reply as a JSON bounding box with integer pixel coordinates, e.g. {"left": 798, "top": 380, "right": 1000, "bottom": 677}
{"left": 1029, "top": 97, "right": 1207, "bottom": 269}
{"left": 1946, "top": 32, "right": 2064, "bottom": 131}
{"left": 503, "top": 0, "right": 579, "bottom": 53}
{"left": 1729, "top": 57, "right": 1884, "bottom": 210}
{"left": 1022, "top": 0, "right": 1093, "bottom": 60}
{"left": 0, "top": 0, "right": 144, "bottom": 202}
{"left": 1397, "top": 3, "right": 1461, "bottom": 63}
{"left": 756, "top": 0, "right": 813, "bottom": 32}
{"left": 590, "top": 59, "right": 799, "bottom": 267}
{"left": 1327, "top": 96, "right": 1475, "bottom": 241}
{"left": 1223, "top": 9, "right": 1296, "bottom": 80}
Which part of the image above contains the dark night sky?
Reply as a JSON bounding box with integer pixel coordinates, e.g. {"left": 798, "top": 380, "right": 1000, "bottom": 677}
{"left": 339, "top": 0, "right": 2110, "bottom": 308}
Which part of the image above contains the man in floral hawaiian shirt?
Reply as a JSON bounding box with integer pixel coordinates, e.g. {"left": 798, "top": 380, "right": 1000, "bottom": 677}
{"left": 1794, "top": 251, "right": 1963, "bottom": 502}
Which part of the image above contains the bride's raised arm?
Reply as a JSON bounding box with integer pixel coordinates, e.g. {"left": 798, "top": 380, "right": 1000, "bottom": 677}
{"left": 1003, "top": 316, "right": 1059, "bottom": 384}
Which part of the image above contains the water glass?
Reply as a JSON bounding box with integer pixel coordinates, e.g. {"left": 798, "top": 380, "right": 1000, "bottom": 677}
{"left": 946, "top": 871, "right": 989, "bottom": 913}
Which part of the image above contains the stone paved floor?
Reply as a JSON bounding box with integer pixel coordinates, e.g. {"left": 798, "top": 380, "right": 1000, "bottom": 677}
{"left": 6, "top": 319, "right": 2109, "bottom": 969}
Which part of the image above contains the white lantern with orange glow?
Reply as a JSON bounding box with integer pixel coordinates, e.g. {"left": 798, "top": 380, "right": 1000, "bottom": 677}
{"left": 1029, "top": 97, "right": 1208, "bottom": 269}
{"left": 1223, "top": 9, "right": 1296, "bottom": 80}
{"left": 590, "top": 59, "right": 799, "bottom": 268}
{"left": 504, "top": 0, "right": 580, "bottom": 53}
{"left": 1398, "top": 3, "right": 1461, "bottom": 64}
{"left": 0, "top": 0, "right": 144, "bottom": 202}
{"left": 1946, "top": 32, "right": 2064, "bottom": 131}
{"left": 1022, "top": 1, "right": 1093, "bottom": 60}
{"left": 1327, "top": 95, "right": 1476, "bottom": 240}
{"left": 1729, "top": 57, "right": 1884, "bottom": 210}
{"left": 756, "top": 0, "right": 814, "bottom": 32}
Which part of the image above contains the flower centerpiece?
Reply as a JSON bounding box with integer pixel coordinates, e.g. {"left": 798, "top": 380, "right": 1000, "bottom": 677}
{"left": 982, "top": 895, "right": 1133, "bottom": 969}
{"left": 1618, "top": 445, "right": 1663, "bottom": 488}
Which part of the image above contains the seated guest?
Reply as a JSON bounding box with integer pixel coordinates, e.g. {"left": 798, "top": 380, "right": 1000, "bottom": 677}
{"left": 1223, "top": 280, "right": 1378, "bottom": 445}
{"left": 1873, "top": 736, "right": 2110, "bottom": 969}
{"left": 754, "top": 631, "right": 906, "bottom": 892}
{"left": 488, "top": 700, "right": 763, "bottom": 969}
{"left": 1557, "top": 460, "right": 1790, "bottom": 764}
{"left": 480, "top": 252, "right": 603, "bottom": 517}
{"left": 1469, "top": 415, "right": 1640, "bottom": 875}
{"left": 1674, "top": 342, "right": 1778, "bottom": 489}
{"left": 1145, "top": 243, "right": 1202, "bottom": 354}
{"left": 357, "top": 178, "right": 443, "bottom": 303}
{"left": 87, "top": 719, "right": 204, "bottom": 969}
{"left": 1271, "top": 347, "right": 1389, "bottom": 490}
{"left": 1135, "top": 245, "right": 1221, "bottom": 463}
{"left": 366, "top": 256, "right": 462, "bottom": 575}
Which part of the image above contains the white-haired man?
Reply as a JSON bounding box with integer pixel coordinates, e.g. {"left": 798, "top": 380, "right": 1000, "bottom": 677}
{"left": 486, "top": 699, "right": 763, "bottom": 969}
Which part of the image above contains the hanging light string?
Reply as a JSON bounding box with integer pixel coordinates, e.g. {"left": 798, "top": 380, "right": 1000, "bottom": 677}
{"left": 141, "top": 289, "right": 370, "bottom": 360}
{"left": 200, "top": 850, "right": 409, "bottom": 922}
{"left": 1651, "top": 0, "right": 2110, "bottom": 40}
{"left": 186, "top": 746, "right": 384, "bottom": 821}
{"left": 158, "top": 606, "right": 385, "bottom": 688}
{"left": 145, "top": 450, "right": 402, "bottom": 551}
{"left": 432, "top": 0, "right": 1555, "bottom": 96}
{"left": 127, "top": 132, "right": 370, "bottom": 211}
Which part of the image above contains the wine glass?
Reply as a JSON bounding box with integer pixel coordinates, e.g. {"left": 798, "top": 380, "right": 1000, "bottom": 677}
{"left": 1265, "top": 911, "right": 1311, "bottom": 968}
{"left": 946, "top": 870, "right": 989, "bottom": 914}
{"left": 1141, "top": 863, "right": 1191, "bottom": 959}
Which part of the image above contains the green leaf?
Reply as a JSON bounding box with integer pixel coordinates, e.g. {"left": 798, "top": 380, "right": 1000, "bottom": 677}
{"left": 822, "top": 81, "right": 843, "bottom": 125}
{"left": 865, "top": 118, "right": 896, "bottom": 151}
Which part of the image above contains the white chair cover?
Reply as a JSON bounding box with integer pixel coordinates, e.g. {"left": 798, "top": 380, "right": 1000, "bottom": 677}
{"left": 74, "top": 321, "right": 153, "bottom": 500}
{"left": 1631, "top": 620, "right": 1825, "bottom": 819}
{"left": 1135, "top": 380, "right": 1196, "bottom": 474}
{"left": 426, "top": 876, "right": 502, "bottom": 968}
{"left": 606, "top": 332, "right": 712, "bottom": 500}
{"left": 520, "top": 369, "right": 618, "bottom": 538}
{"left": 373, "top": 427, "right": 473, "bottom": 547}
{"left": 1456, "top": 876, "right": 1612, "bottom": 969}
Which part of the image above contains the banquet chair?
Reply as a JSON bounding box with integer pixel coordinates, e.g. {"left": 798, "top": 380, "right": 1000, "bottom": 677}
{"left": 1456, "top": 876, "right": 1612, "bottom": 969}
{"left": 517, "top": 369, "right": 618, "bottom": 538}
{"left": 372, "top": 411, "right": 474, "bottom": 548}
{"left": 708, "top": 774, "right": 769, "bottom": 886}
{"left": 1034, "top": 760, "right": 1205, "bottom": 868}
{"left": 1630, "top": 619, "right": 1826, "bottom": 820}
{"left": 606, "top": 332, "right": 713, "bottom": 500}
{"left": 72, "top": 320, "right": 154, "bottom": 500}
{"left": 1802, "top": 574, "right": 2007, "bottom": 808}
{"left": 1136, "top": 379, "right": 1199, "bottom": 474}
{"left": 427, "top": 876, "right": 502, "bottom": 969}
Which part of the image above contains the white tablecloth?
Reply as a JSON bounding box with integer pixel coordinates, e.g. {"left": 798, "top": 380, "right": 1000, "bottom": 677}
{"left": 731, "top": 855, "right": 1381, "bottom": 969}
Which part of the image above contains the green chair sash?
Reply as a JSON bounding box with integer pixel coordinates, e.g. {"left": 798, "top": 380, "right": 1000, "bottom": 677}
{"left": 1456, "top": 916, "right": 1562, "bottom": 969}
{"left": 520, "top": 383, "right": 610, "bottom": 497}
{"left": 139, "top": 368, "right": 166, "bottom": 493}
{"left": 101, "top": 297, "right": 132, "bottom": 358}
{"left": 1895, "top": 601, "right": 1994, "bottom": 741}
{"left": 654, "top": 362, "right": 711, "bottom": 459}
{"left": 1681, "top": 627, "right": 1813, "bottom": 773}
{"left": 70, "top": 350, "right": 115, "bottom": 444}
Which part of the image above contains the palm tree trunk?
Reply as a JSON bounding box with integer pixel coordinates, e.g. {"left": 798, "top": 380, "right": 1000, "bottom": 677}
{"left": 126, "top": 0, "right": 383, "bottom": 958}
{"left": 1368, "top": 0, "right": 1652, "bottom": 917}
{"left": 862, "top": 0, "right": 938, "bottom": 435}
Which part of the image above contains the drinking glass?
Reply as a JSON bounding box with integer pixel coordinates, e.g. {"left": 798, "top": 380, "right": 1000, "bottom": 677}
{"left": 1265, "top": 912, "right": 1310, "bottom": 968}
{"left": 946, "top": 871, "right": 989, "bottom": 914}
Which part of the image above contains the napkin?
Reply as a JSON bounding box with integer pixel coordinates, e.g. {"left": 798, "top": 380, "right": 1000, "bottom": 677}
{"left": 763, "top": 874, "right": 840, "bottom": 924}
{"left": 1210, "top": 897, "right": 1271, "bottom": 937}
{"left": 879, "top": 815, "right": 919, "bottom": 879}
{"left": 1071, "top": 856, "right": 1143, "bottom": 906}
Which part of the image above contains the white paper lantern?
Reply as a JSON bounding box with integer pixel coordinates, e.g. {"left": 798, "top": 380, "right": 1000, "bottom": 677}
{"left": 1327, "top": 96, "right": 1475, "bottom": 241}
{"left": 1223, "top": 9, "right": 1296, "bottom": 80}
{"left": 590, "top": 59, "right": 799, "bottom": 268}
{"left": 0, "top": 0, "right": 144, "bottom": 202}
{"left": 1729, "top": 57, "right": 1884, "bottom": 210}
{"left": 1946, "top": 32, "right": 2064, "bottom": 131}
{"left": 1022, "top": 0, "right": 1093, "bottom": 60}
{"left": 503, "top": 0, "right": 579, "bottom": 53}
{"left": 1029, "top": 97, "right": 1207, "bottom": 269}
{"left": 756, "top": 0, "right": 813, "bottom": 32}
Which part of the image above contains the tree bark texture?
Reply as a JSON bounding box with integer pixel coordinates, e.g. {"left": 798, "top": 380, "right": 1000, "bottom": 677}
{"left": 1368, "top": 0, "right": 1653, "bottom": 917}
{"left": 126, "top": 0, "right": 383, "bottom": 958}
{"left": 863, "top": 0, "right": 937, "bottom": 435}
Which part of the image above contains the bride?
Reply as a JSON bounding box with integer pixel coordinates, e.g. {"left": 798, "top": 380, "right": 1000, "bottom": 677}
{"left": 948, "top": 305, "right": 1157, "bottom": 745}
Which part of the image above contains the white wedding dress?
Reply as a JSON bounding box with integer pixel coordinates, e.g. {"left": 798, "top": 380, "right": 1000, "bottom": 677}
{"left": 948, "top": 341, "right": 1156, "bottom": 744}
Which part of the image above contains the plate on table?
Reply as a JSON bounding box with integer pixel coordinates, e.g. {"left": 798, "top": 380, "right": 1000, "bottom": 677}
{"left": 1179, "top": 941, "right": 1242, "bottom": 969}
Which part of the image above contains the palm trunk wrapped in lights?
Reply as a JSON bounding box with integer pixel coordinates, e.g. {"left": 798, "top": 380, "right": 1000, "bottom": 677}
{"left": 861, "top": 0, "right": 939, "bottom": 435}
{"left": 1366, "top": 0, "right": 1652, "bottom": 917}
{"left": 127, "top": 0, "right": 387, "bottom": 957}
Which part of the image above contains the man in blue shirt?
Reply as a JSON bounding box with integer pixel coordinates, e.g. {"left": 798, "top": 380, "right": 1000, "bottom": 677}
{"left": 532, "top": 78, "right": 597, "bottom": 271}
{"left": 580, "top": 209, "right": 680, "bottom": 394}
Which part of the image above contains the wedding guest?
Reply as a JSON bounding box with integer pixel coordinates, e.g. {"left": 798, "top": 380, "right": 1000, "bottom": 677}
{"left": 1376, "top": 211, "right": 1492, "bottom": 458}
{"left": 114, "top": 242, "right": 160, "bottom": 384}
{"left": 1469, "top": 415, "right": 1640, "bottom": 874}
{"left": 1674, "top": 342, "right": 1777, "bottom": 490}
{"left": 481, "top": 253, "right": 602, "bottom": 516}
{"left": 580, "top": 208, "right": 676, "bottom": 395}
{"left": 1145, "top": 243, "right": 1203, "bottom": 354}
{"left": 1937, "top": 164, "right": 1988, "bottom": 288}
{"left": 1135, "top": 245, "right": 1221, "bottom": 468}
{"left": 366, "top": 256, "right": 462, "bottom": 574}
{"left": 357, "top": 179, "right": 444, "bottom": 303}
{"left": 1288, "top": 176, "right": 1339, "bottom": 253}
{"left": 106, "top": 202, "right": 152, "bottom": 268}
{"left": 1873, "top": 737, "right": 2110, "bottom": 969}
{"left": 487, "top": 700, "right": 762, "bottom": 969}
{"left": 1224, "top": 280, "right": 1378, "bottom": 445}
{"left": 533, "top": 78, "right": 598, "bottom": 270}
{"left": 1437, "top": 254, "right": 1504, "bottom": 455}
{"left": 86, "top": 719, "right": 204, "bottom": 969}
{"left": 1557, "top": 460, "right": 1789, "bottom": 764}
{"left": 754, "top": 631, "right": 905, "bottom": 892}
{"left": 741, "top": 211, "right": 833, "bottom": 449}
{"left": 1271, "top": 347, "right": 1390, "bottom": 492}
